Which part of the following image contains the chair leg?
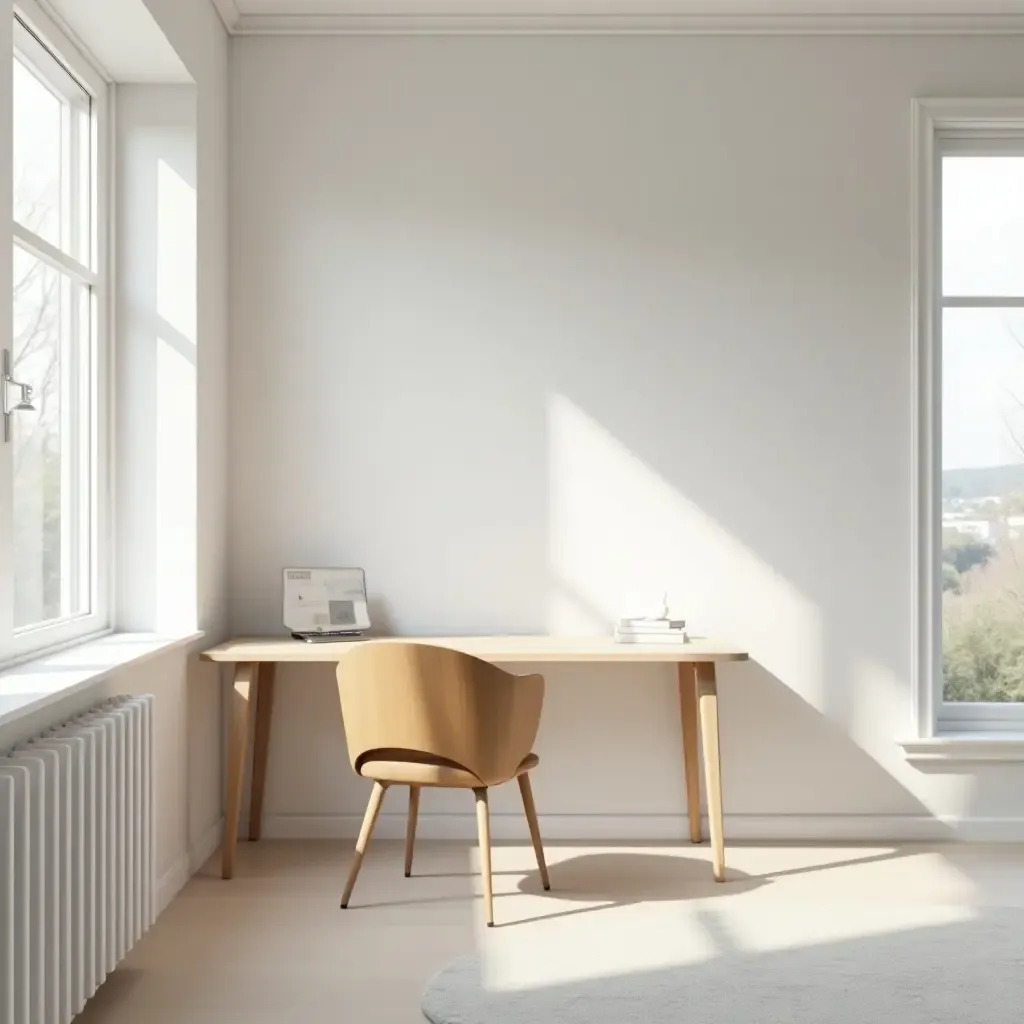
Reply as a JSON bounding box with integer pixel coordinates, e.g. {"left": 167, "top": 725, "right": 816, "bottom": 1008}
{"left": 405, "top": 785, "right": 421, "bottom": 877}
{"left": 517, "top": 773, "right": 550, "bottom": 890}
{"left": 473, "top": 787, "right": 494, "bottom": 927}
{"left": 341, "top": 781, "right": 387, "bottom": 909}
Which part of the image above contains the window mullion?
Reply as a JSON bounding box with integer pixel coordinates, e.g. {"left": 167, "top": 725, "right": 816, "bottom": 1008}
{"left": 13, "top": 222, "right": 96, "bottom": 286}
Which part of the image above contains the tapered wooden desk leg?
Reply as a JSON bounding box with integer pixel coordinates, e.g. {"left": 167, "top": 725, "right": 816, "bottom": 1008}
{"left": 405, "top": 785, "right": 420, "bottom": 877}
{"left": 249, "top": 663, "right": 276, "bottom": 841}
{"left": 678, "top": 663, "right": 702, "bottom": 844}
{"left": 697, "top": 662, "right": 726, "bottom": 882}
{"left": 223, "top": 662, "right": 258, "bottom": 879}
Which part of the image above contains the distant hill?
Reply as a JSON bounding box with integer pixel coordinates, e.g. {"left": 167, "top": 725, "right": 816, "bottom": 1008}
{"left": 943, "top": 464, "right": 1024, "bottom": 500}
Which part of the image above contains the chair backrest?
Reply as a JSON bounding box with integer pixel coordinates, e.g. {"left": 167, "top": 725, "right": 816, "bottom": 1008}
{"left": 335, "top": 641, "right": 544, "bottom": 787}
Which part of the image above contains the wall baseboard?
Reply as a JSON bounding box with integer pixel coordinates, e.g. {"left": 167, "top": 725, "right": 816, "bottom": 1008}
{"left": 155, "top": 817, "right": 224, "bottom": 916}
{"left": 190, "top": 816, "right": 225, "bottom": 873}
{"left": 252, "top": 812, "right": 1024, "bottom": 843}
{"left": 155, "top": 854, "right": 190, "bottom": 916}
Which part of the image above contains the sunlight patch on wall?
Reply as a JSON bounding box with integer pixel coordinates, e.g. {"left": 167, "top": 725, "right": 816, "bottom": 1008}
{"left": 155, "top": 336, "right": 196, "bottom": 629}
{"left": 154, "top": 157, "right": 197, "bottom": 630}
{"left": 853, "top": 655, "right": 976, "bottom": 819}
{"left": 547, "top": 394, "right": 821, "bottom": 700}
{"left": 850, "top": 656, "right": 982, "bottom": 823}
{"left": 156, "top": 158, "right": 197, "bottom": 344}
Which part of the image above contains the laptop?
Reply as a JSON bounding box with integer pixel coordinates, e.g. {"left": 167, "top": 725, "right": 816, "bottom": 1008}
{"left": 283, "top": 567, "right": 371, "bottom": 643}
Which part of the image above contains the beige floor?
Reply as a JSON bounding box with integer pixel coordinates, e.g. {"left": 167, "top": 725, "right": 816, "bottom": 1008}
{"left": 77, "top": 838, "right": 1024, "bottom": 1024}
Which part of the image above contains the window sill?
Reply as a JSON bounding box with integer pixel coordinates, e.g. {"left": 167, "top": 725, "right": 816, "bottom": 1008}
{"left": 0, "top": 631, "right": 204, "bottom": 728}
{"left": 900, "top": 733, "right": 1024, "bottom": 763}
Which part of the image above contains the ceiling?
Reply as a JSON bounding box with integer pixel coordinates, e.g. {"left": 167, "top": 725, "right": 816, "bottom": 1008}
{"left": 214, "top": 0, "right": 1024, "bottom": 35}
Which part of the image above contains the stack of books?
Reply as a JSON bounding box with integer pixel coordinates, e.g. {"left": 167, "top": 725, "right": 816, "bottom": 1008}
{"left": 614, "top": 617, "right": 689, "bottom": 645}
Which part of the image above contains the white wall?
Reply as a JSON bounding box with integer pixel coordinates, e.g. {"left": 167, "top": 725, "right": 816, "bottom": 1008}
{"left": 111, "top": 82, "right": 223, "bottom": 904}
{"left": 104, "top": 0, "right": 229, "bottom": 901}
{"left": 128, "top": 0, "right": 231, "bottom": 893}
{"left": 116, "top": 84, "right": 199, "bottom": 633}
{"left": 142, "top": 0, "right": 231, "bottom": 640}
{"left": 230, "top": 33, "right": 1024, "bottom": 840}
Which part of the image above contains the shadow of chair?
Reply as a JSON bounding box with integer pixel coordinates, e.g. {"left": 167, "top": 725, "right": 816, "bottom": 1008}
{"left": 505, "top": 851, "right": 763, "bottom": 925}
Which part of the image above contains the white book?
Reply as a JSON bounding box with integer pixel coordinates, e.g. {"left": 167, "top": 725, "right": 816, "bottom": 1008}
{"left": 616, "top": 623, "right": 687, "bottom": 635}
{"left": 614, "top": 629, "right": 690, "bottom": 645}
{"left": 617, "top": 618, "right": 686, "bottom": 632}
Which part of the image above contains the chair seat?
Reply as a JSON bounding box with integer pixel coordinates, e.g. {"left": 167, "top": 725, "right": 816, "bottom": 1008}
{"left": 360, "top": 751, "right": 539, "bottom": 789}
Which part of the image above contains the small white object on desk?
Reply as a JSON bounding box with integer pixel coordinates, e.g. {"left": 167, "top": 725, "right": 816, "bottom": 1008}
{"left": 615, "top": 607, "right": 689, "bottom": 644}
{"left": 614, "top": 626, "right": 688, "bottom": 643}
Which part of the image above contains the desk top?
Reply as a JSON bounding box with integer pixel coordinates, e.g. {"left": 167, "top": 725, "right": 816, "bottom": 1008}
{"left": 201, "top": 635, "right": 749, "bottom": 664}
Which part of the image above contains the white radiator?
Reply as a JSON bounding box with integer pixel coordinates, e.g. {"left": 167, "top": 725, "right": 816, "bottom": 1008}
{"left": 0, "top": 694, "right": 155, "bottom": 1024}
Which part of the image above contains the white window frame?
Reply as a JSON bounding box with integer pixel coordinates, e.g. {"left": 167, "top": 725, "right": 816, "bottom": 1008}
{"left": 912, "top": 98, "right": 1024, "bottom": 740}
{"left": 3, "top": 0, "right": 112, "bottom": 665}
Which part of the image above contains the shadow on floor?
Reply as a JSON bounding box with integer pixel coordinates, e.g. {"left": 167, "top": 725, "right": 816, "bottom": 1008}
{"left": 499, "top": 845, "right": 920, "bottom": 926}
{"left": 524, "top": 851, "right": 758, "bottom": 895}
{"left": 185, "top": 840, "right": 916, "bottom": 926}
{"left": 499, "top": 851, "right": 763, "bottom": 925}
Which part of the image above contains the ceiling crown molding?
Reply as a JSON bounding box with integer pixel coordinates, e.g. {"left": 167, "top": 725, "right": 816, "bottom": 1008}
{"left": 211, "top": 0, "right": 242, "bottom": 32}
{"left": 224, "top": 2, "right": 1024, "bottom": 35}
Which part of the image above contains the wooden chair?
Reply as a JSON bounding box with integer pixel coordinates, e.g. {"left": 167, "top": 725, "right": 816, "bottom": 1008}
{"left": 335, "top": 641, "right": 550, "bottom": 926}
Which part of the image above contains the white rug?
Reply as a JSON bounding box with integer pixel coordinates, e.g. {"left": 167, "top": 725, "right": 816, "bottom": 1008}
{"left": 422, "top": 909, "right": 1024, "bottom": 1023}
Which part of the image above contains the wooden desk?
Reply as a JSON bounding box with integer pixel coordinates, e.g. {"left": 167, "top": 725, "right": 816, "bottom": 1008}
{"left": 201, "top": 636, "right": 749, "bottom": 883}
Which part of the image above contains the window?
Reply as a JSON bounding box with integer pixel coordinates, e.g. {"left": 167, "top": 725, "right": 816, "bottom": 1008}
{"left": 914, "top": 100, "right": 1024, "bottom": 737}
{"left": 5, "top": 4, "right": 108, "bottom": 662}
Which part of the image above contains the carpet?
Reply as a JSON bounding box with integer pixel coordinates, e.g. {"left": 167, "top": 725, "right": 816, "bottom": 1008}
{"left": 422, "top": 909, "right": 1024, "bottom": 1023}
